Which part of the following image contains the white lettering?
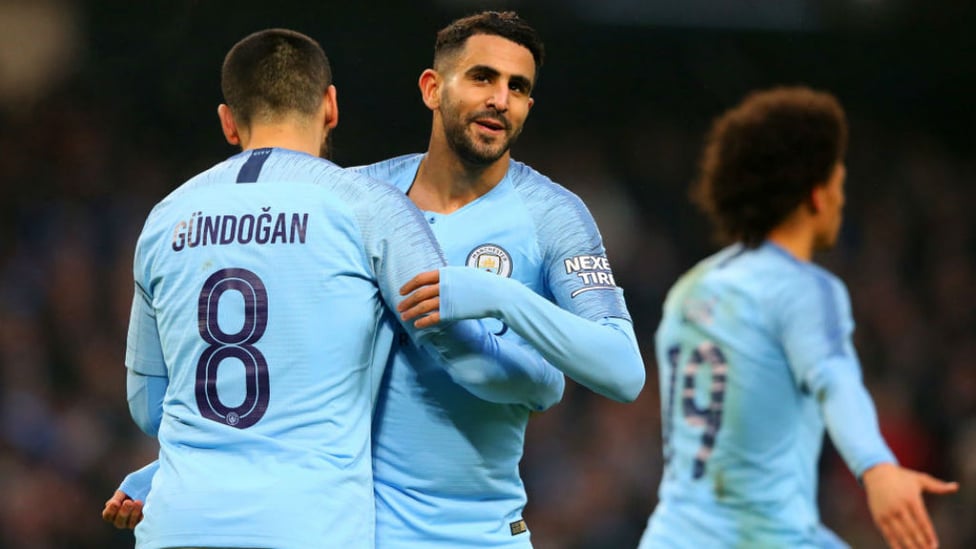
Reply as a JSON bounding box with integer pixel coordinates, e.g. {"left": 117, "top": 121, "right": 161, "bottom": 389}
{"left": 564, "top": 257, "right": 581, "bottom": 273}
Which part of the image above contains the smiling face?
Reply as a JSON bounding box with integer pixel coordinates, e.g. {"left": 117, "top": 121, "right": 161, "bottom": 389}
{"left": 432, "top": 33, "right": 535, "bottom": 166}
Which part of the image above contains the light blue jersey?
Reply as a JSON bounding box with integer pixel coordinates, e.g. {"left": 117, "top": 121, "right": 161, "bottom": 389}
{"left": 639, "top": 242, "right": 895, "bottom": 548}
{"left": 119, "top": 151, "right": 645, "bottom": 548}
{"left": 356, "top": 154, "right": 640, "bottom": 548}
{"left": 125, "top": 147, "right": 447, "bottom": 549}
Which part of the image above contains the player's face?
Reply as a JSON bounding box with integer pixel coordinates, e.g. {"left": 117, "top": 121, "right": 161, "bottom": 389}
{"left": 438, "top": 34, "right": 535, "bottom": 166}
{"left": 814, "top": 162, "right": 846, "bottom": 250}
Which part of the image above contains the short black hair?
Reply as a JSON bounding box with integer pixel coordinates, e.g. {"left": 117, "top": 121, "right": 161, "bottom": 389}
{"left": 434, "top": 11, "right": 544, "bottom": 75}
{"left": 693, "top": 86, "right": 848, "bottom": 247}
{"left": 221, "top": 28, "right": 332, "bottom": 128}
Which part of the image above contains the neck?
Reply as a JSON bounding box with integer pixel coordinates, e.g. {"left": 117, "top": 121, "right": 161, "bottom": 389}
{"left": 409, "top": 135, "right": 510, "bottom": 214}
{"left": 241, "top": 123, "right": 324, "bottom": 158}
{"left": 766, "top": 217, "right": 816, "bottom": 262}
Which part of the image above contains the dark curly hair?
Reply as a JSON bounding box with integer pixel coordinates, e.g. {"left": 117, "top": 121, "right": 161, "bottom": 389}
{"left": 221, "top": 29, "right": 332, "bottom": 129}
{"left": 693, "top": 86, "right": 847, "bottom": 247}
{"left": 433, "top": 11, "right": 544, "bottom": 77}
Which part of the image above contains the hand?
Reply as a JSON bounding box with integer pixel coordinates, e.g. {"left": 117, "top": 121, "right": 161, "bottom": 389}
{"left": 398, "top": 270, "right": 442, "bottom": 329}
{"left": 862, "top": 462, "right": 959, "bottom": 549}
{"left": 101, "top": 490, "right": 144, "bottom": 530}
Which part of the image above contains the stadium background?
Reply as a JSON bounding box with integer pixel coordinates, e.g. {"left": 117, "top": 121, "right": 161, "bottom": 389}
{"left": 0, "top": 0, "right": 973, "bottom": 547}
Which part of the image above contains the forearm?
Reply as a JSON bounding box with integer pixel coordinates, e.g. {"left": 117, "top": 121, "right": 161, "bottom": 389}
{"left": 426, "top": 321, "right": 565, "bottom": 411}
{"left": 439, "top": 266, "right": 645, "bottom": 402}
{"left": 126, "top": 368, "right": 167, "bottom": 436}
{"left": 399, "top": 291, "right": 565, "bottom": 409}
{"left": 810, "top": 358, "right": 897, "bottom": 478}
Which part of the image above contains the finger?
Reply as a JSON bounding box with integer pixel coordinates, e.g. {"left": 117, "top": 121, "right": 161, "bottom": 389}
{"left": 890, "top": 510, "right": 926, "bottom": 549}
{"left": 877, "top": 519, "right": 900, "bottom": 549}
{"left": 905, "top": 500, "right": 937, "bottom": 549}
{"left": 101, "top": 500, "right": 119, "bottom": 522}
{"left": 879, "top": 511, "right": 914, "bottom": 549}
{"left": 413, "top": 311, "right": 441, "bottom": 329}
{"left": 401, "top": 297, "right": 440, "bottom": 323}
{"left": 114, "top": 500, "right": 134, "bottom": 529}
{"left": 401, "top": 298, "right": 440, "bottom": 323}
{"left": 920, "top": 474, "right": 959, "bottom": 495}
{"left": 398, "top": 284, "right": 439, "bottom": 314}
{"left": 400, "top": 271, "right": 439, "bottom": 296}
{"left": 126, "top": 501, "right": 144, "bottom": 529}
{"left": 102, "top": 488, "right": 131, "bottom": 523}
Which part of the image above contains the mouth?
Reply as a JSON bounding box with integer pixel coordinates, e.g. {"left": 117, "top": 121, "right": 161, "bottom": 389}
{"left": 472, "top": 116, "right": 507, "bottom": 133}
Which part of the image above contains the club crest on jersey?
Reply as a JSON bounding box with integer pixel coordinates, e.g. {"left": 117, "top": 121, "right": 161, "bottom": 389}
{"left": 466, "top": 244, "right": 513, "bottom": 277}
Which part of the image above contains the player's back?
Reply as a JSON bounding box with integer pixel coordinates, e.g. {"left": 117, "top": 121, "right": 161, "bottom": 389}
{"left": 357, "top": 155, "right": 626, "bottom": 548}
{"left": 642, "top": 242, "right": 848, "bottom": 548}
{"left": 132, "top": 148, "right": 434, "bottom": 549}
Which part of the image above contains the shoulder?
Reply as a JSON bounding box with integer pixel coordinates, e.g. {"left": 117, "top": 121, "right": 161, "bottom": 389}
{"left": 663, "top": 246, "right": 736, "bottom": 308}
{"left": 508, "top": 159, "right": 589, "bottom": 214}
{"left": 772, "top": 252, "right": 845, "bottom": 296}
{"left": 750, "top": 247, "right": 849, "bottom": 316}
{"left": 801, "top": 261, "right": 850, "bottom": 308}
{"left": 141, "top": 159, "right": 232, "bottom": 227}
{"left": 350, "top": 153, "right": 422, "bottom": 174}
{"left": 157, "top": 155, "right": 237, "bottom": 203}
{"left": 265, "top": 151, "right": 351, "bottom": 187}
{"left": 349, "top": 153, "right": 423, "bottom": 188}
{"left": 506, "top": 160, "right": 608, "bottom": 255}
{"left": 670, "top": 244, "right": 838, "bottom": 303}
{"left": 276, "top": 154, "right": 409, "bottom": 206}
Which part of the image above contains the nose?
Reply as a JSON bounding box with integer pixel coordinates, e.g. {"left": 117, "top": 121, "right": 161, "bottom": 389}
{"left": 486, "top": 84, "right": 509, "bottom": 112}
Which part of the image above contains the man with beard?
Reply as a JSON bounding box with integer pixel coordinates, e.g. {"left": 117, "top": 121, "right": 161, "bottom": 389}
{"left": 105, "top": 12, "right": 646, "bottom": 548}
{"left": 637, "top": 86, "right": 958, "bottom": 549}
{"left": 356, "top": 11, "right": 646, "bottom": 547}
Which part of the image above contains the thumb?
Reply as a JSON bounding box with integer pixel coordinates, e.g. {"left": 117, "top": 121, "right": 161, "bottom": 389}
{"left": 919, "top": 474, "right": 959, "bottom": 494}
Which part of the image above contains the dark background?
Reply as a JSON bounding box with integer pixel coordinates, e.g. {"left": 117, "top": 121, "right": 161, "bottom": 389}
{"left": 0, "top": 1, "right": 973, "bottom": 547}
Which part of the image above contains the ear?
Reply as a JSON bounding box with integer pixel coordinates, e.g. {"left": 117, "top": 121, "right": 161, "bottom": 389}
{"left": 418, "top": 68, "right": 441, "bottom": 110}
{"left": 322, "top": 85, "right": 339, "bottom": 130}
{"left": 217, "top": 104, "right": 241, "bottom": 146}
{"left": 808, "top": 184, "right": 826, "bottom": 214}
{"left": 527, "top": 96, "right": 535, "bottom": 113}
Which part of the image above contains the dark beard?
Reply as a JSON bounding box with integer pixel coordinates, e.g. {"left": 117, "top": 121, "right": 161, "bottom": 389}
{"left": 444, "top": 111, "right": 520, "bottom": 166}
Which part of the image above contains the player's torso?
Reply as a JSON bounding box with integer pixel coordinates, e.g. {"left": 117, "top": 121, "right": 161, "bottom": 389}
{"left": 137, "top": 150, "right": 381, "bottom": 548}
{"left": 652, "top": 245, "right": 823, "bottom": 537}
{"left": 361, "top": 155, "right": 540, "bottom": 547}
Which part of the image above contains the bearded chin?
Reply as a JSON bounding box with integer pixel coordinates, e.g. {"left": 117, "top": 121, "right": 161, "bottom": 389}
{"left": 446, "top": 123, "right": 519, "bottom": 166}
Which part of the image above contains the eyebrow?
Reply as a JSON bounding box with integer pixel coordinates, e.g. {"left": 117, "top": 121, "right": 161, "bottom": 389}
{"left": 466, "top": 64, "right": 534, "bottom": 92}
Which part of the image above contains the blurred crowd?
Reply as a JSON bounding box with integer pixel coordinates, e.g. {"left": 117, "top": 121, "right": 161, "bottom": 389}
{"left": 1, "top": 4, "right": 974, "bottom": 548}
